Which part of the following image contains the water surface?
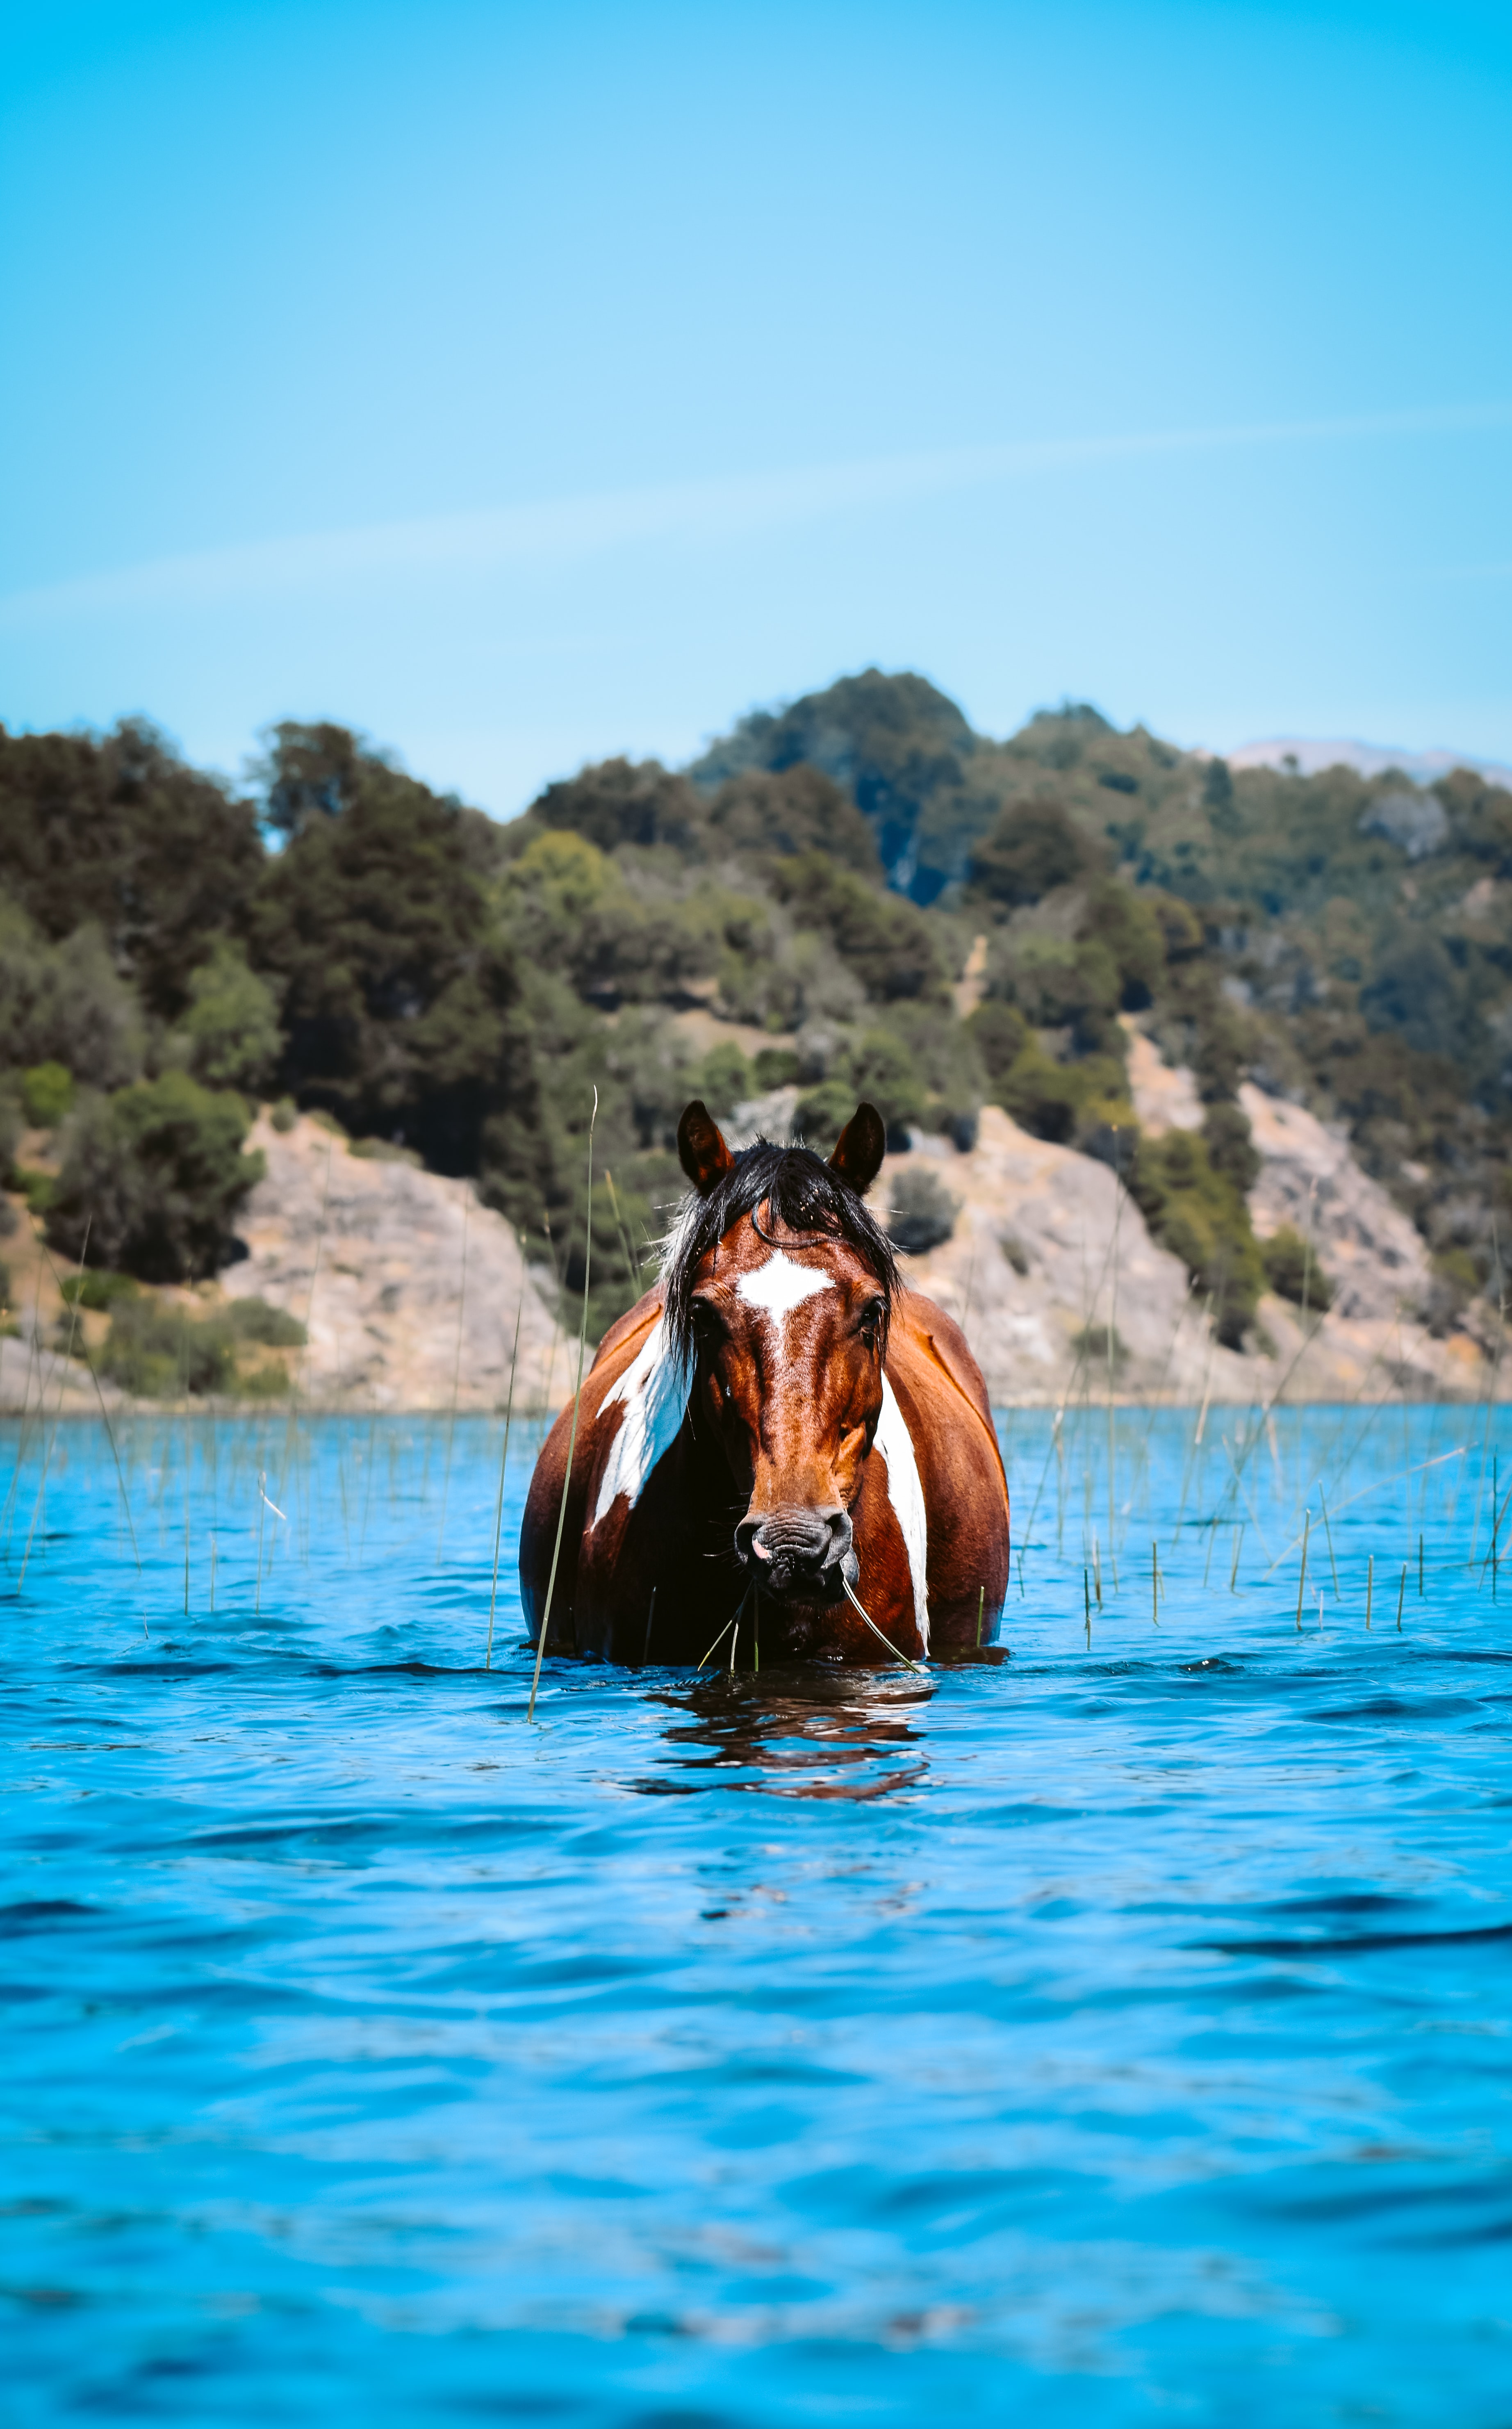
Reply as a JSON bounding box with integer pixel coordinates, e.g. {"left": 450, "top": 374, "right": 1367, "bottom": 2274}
{"left": 2, "top": 1405, "right": 1510, "bottom": 2422}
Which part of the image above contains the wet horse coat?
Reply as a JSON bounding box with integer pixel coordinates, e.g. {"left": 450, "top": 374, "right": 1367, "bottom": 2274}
{"left": 520, "top": 1103, "right": 1011, "bottom": 1665}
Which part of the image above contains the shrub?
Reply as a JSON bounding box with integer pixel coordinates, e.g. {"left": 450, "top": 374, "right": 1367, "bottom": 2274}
{"left": 1422, "top": 1248, "right": 1478, "bottom": 1337}
{"left": 93, "top": 1293, "right": 303, "bottom": 1396}
{"left": 840, "top": 1029, "right": 927, "bottom": 1147}
{"left": 47, "top": 1074, "right": 265, "bottom": 1283}
{"left": 14, "top": 1167, "right": 55, "bottom": 1214}
{"left": 270, "top": 1096, "right": 298, "bottom": 1133}
{"left": 697, "top": 1041, "right": 754, "bottom": 1117}
{"left": 20, "top": 1062, "right": 74, "bottom": 1128}
{"left": 995, "top": 1041, "right": 1081, "bottom": 1143}
{"left": 1127, "top": 1129, "right": 1265, "bottom": 1348}
{"left": 1260, "top": 1224, "right": 1334, "bottom": 1310}
{"left": 754, "top": 1047, "right": 800, "bottom": 1090}
{"left": 968, "top": 1001, "right": 1031, "bottom": 1085}
{"left": 1202, "top": 1101, "right": 1261, "bottom": 1194}
{"left": 233, "top": 1359, "right": 295, "bottom": 1399}
{"left": 99, "top": 1299, "right": 238, "bottom": 1397}
{"left": 793, "top": 1078, "right": 858, "bottom": 1148}
{"left": 0, "top": 1089, "right": 21, "bottom": 1182}
{"left": 59, "top": 1269, "right": 139, "bottom": 1312}
{"left": 224, "top": 1296, "right": 306, "bottom": 1347}
{"left": 1071, "top": 1322, "right": 1129, "bottom": 1378}
{"left": 888, "top": 1168, "right": 960, "bottom": 1254}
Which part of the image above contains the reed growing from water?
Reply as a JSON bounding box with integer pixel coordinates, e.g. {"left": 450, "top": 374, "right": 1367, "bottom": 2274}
{"left": 528, "top": 1089, "right": 598, "bottom": 1723}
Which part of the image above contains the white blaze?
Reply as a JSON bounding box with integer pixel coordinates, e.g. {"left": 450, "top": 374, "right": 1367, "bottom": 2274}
{"left": 591, "top": 1322, "right": 688, "bottom": 1530}
{"left": 875, "top": 1374, "right": 929, "bottom": 1653}
{"left": 734, "top": 1248, "right": 835, "bottom": 1338}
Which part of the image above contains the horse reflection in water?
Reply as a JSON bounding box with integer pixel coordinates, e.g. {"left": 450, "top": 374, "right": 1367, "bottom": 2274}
{"left": 521, "top": 1100, "right": 1011, "bottom": 1668}
{"left": 644, "top": 1670, "right": 937, "bottom": 1802}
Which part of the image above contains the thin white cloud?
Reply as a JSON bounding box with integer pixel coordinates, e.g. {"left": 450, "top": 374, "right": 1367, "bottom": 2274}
{"left": 4, "top": 401, "right": 1510, "bottom": 629}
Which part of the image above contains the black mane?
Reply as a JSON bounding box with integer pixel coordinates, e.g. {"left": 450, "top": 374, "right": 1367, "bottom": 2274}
{"left": 662, "top": 1137, "right": 899, "bottom": 1369}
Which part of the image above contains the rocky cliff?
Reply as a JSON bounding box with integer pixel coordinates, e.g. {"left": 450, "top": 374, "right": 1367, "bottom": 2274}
{"left": 4, "top": 1084, "right": 1502, "bottom": 1417}
{"left": 221, "top": 1114, "right": 562, "bottom": 1409}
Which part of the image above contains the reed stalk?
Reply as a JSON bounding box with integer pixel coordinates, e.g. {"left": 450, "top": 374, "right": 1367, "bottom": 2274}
{"left": 696, "top": 1593, "right": 744, "bottom": 1670}
{"left": 435, "top": 1194, "right": 471, "bottom": 1563}
{"left": 485, "top": 1286, "right": 526, "bottom": 1670}
{"left": 1318, "top": 1484, "right": 1340, "bottom": 1594}
{"left": 18, "top": 1250, "right": 89, "bottom": 1591}
{"left": 603, "top": 1169, "right": 639, "bottom": 1299}
{"left": 1396, "top": 1562, "right": 1407, "bottom": 1631}
{"left": 643, "top": 1586, "right": 657, "bottom": 1665}
{"left": 528, "top": 1089, "right": 598, "bottom": 1723}
{"left": 840, "top": 1572, "right": 925, "bottom": 1673}
{"left": 1295, "top": 1510, "right": 1310, "bottom": 1632}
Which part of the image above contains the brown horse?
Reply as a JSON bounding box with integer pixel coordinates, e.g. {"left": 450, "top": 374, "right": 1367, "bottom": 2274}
{"left": 519, "top": 1100, "right": 1011, "bottom": 1666}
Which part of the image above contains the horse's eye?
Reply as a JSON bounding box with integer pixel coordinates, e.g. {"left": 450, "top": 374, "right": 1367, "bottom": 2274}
{"left": 858, "top": 1298, "right": 884, "bottom": 1344}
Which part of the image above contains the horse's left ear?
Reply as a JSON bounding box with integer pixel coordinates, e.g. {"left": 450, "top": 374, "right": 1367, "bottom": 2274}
{"left": 678, "top": 1098, "right": 736, "bottom": 1197}
{"left": 829, "top": 1101, "right": 886, "bottom": 1195}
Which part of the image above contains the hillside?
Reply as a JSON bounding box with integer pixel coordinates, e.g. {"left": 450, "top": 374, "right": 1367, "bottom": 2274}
{"left": 0, "top": 674, "right": 1508, "bottom": 1403}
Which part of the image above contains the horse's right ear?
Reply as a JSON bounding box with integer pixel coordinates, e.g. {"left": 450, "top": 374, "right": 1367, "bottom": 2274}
{"left": 678, "top": 1099, "right": 736, "bottom": 1197}
{"left": 829, "top": 1101, "right": 886, "bottom": 1195}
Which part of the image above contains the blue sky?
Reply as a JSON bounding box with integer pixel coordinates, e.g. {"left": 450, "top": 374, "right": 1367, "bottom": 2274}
{"left": 3, "top": 0, "right": 1510, "bottom": 813}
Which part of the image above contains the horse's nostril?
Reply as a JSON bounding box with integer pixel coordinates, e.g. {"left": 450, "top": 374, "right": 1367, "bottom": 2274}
{"left": 740, "top": 1506, "right": 849, "bottom": 1581}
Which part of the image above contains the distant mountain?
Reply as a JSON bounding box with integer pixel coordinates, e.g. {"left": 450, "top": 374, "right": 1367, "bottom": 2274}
{"left": 1229, "top": 736, "right": 1512, "bottom": 789}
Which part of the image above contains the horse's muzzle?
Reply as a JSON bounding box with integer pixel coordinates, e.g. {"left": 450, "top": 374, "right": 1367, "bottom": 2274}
{"left": 736, "top": 1505, "right": 852, "bottom": 1600}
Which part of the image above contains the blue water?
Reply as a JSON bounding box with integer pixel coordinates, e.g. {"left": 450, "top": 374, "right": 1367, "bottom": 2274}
{"left": 2, "top": 1404, "right": 1510, "bottom": 2424}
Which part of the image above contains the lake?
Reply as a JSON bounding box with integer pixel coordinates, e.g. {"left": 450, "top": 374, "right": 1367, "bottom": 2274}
{"left": 2, "top": 1401, "right": 1510, "bottom": 2423}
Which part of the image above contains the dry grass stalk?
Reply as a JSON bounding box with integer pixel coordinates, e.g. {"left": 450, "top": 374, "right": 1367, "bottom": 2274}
{"left": 485, "top": 1285, "right": 527, "bottom": 1670}
{"left": 528, "top": 1089, "right": 598, "bottom": 1723}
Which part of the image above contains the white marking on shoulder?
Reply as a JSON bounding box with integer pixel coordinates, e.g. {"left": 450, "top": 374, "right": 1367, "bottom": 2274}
{"left": 875, "top": 1373, "right": 929, "bottom": 1653}
{"left": 591, "top": 1320, "right": 688, "bottom": 1530}
{"left": 735, "top": 1248, "right": 835, "bottom": 1325}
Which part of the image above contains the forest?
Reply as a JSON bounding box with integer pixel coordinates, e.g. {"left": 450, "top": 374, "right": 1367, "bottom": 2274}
{"left": 2, "top": 669, "right": 1510, "bottom": 1379}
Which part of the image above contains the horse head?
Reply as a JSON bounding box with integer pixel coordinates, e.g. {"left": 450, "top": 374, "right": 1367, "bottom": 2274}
{"left": 667, "top": 1097, "right": 895, "bottom": 1609}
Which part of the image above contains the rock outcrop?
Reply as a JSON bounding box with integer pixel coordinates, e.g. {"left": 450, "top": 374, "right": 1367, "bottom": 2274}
{"left": 2, "top": 1082, "right": 1499, "bottom": 1416}
{"left": 878, "top": 1103, "right": 1497, "bottom": 1404}
{"left": 221, "top": 1114, "right": 562, "bottom": 1409}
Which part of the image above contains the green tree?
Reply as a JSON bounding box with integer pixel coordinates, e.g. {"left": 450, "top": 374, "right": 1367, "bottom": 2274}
{"left": 968, "top": 793, "right": 1098, "bottom": 909}
{"left": 529, "top": 757, "right": 709, "bottom": 857}
{"left": 0, "top": 904, "right": 145, "bottom": 1086}
{"left": 181, "top": 941, "right": 283, "bottom": 1092}
{"left": 707, "top": 766, "right": 882, "bottom": 875}
{"left": 0, "top": 720, "right": 262, "bottom": 1016}
{"left": 769, "top": 855, "right": 946, "bottom": 1002}
{"left": 250, "top": 734, "right": 533, "bottom": 1173}
{"left": 48, "top": 1074, "right": 265, "bottom": 1282}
